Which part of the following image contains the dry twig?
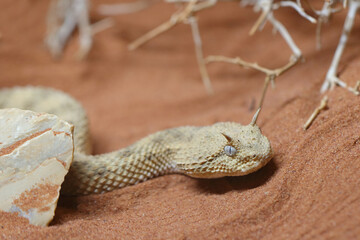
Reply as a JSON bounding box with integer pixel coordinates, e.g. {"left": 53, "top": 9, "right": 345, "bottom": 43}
{"left": 98, "top": 0, "right": 154, "bottom": 15}
{"left": 128, "top": 0, "right": 199, "bottom": 50}
{"left": 354, "top": 81, "right": 360, "bottom": 92}
{"left": 128, "top": 0, "right": 216, "bottom": 94}
{"left": 242, "top": 0, "right": 316, "bottom": 59}
{"left": 188, "top": 16, "right": 213, "bottom": 94}
{"left": 320, "top": 0, "right": 360, "bottom": 95}
{"left": 127, "top": 0, "right": 315, "bottom": 95}
{"left": 45, "top": 0, "right": 113, "bottom": 59}
{"left": 206, "top": 0, "right": 314, "bottom": 111}
{"left": 303, "top": 96, "right": 328, "bottom": 130}
{"left": 311, "top": 0, "right": 343, "bottom": 50}
{"left": 206, "top": 54, "right": 299, "bottom": 109}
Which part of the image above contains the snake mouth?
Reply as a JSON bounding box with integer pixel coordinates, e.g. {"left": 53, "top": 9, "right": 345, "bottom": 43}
{"left": 183, "top": 155, "right": 273, "bottom": 179}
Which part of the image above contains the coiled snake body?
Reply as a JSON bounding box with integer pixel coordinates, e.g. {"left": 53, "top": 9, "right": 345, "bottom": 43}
{"left": 0, "top": 87, "right": 273, "bottom": 195}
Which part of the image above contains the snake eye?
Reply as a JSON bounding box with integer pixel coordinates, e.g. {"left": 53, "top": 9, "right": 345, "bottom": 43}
{"left": 224, "top": 145, "right": 237, "bottom": 156}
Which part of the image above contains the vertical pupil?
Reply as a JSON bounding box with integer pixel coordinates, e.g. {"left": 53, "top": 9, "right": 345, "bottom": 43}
{"left": 225, "top": 146, "right": 236, "bottom": 156}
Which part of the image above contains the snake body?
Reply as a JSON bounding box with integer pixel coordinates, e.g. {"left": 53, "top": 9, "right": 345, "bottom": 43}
{"left": 0, "top": 86, "right": 273, "bottom": 195}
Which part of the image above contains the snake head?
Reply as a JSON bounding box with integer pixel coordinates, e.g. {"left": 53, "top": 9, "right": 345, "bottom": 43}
{"left": 176, "top": 122, "right": 273, "bottom": 178}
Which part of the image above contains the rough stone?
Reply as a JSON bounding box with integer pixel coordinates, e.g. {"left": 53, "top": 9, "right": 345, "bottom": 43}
{"left": 0, "top": 108, "right": 74, "bottom": 226}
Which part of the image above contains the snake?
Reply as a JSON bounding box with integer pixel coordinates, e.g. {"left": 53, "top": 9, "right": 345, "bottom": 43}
{"left": 0, "top": 86, "right": 273, "bottom": 195}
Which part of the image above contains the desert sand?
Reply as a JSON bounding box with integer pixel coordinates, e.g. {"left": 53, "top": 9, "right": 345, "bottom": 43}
{"left": 0, "top": 0, "right": 359, "bottom": 239}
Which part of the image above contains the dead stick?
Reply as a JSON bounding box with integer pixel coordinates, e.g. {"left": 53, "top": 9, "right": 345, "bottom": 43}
{"left": 349, "top": 81, "right": 360, "bottom": 96}
{"left": 128, "top": 0, "right": 196, "bottom": 50}
{"left": 303, "top": 96, "right": 328, "bottom": 130}
{"left": 188, "top": 16, "right": 213, "bottom": 94}
{"left": 206, "top": 55, "right": 299, "bottom": 109}
{"left": 206, "top": 55, "right": 298, "bottom": 76}
{"left": 249, "top": 9, "right": 269, "bottom": 35}
{"left": 257, "top": 75, "right": 272, "bottom": 111}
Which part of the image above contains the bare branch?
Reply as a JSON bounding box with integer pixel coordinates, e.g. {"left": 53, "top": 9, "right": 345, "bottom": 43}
{"left": 128, "top": 0, "right": 216, "bottom": 94}
{"left": 303, "top": 96, "right": 328, "bottom": 130}
{"left": 273, "top": 1, "right": 316, "bottom": 23}
{"left": 320, "top": 0, "right": 360, "bottom": 95}
{"left": 128, "top": 0, "right": 198, "bottom": 50}
{"left": 188, "top": 16, "right": 213, "bottom": 94}
{"left": 245, "top": 0, "right": 316, "bottom": 58}
{"left": 128, "top": 0, "right": 217, "bottom": 50}
{"left": 98, "top": 0, "right": 154, "bottom": 15}
{"left": 45, "top": 0, "right": 112, "bottom": 59}
{"left": 267, "top": 13, "right": 302, "bottom": 58}
{"left": 206, "top": 54, "right": 299, "bottom": 109}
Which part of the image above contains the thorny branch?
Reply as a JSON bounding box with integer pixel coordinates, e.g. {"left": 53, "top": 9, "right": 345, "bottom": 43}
{"left": 128, "top": 0, "right": 200, "bottom": 50}
{"left": 242, "top": 0, "right": 315, "bottom": 58}
{"left": 128, "top": 0, "right": 216, "bottom": 94}
{"left": 303, "top": 96, "right": 328, "bottom": 130}
{"left": 44, "top": 0, "right": 359, "bottom": 130}
{"left": 98, "top": 0, "right": 155, "bottom": 15}
{"left": 312, "top": 0, "right": 343, "bottom": 50}
{"left": 301, "top": 0, "right": 359, "bottom": 130}
{"left": 127, "top": 0, "right": 315, "bottom": 95}
{"left": 318, "top": 0, "right": 360, "bottom": 95}
{"left": 45, "top": 0, "right": 113, "bottom": 59}
{"left": 206, "top": 0, "right": 313, "bottom": 111}
{"left": 188, "top": 16, "right": 213, "bottom": 94}
{"left": 206, "top": 55, "right": 299, "bottom": 109}
{"left": 246, "top": 0, "right": 316, "bottom": 36}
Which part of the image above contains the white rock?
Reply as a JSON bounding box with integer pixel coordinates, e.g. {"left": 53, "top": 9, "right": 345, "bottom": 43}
{"left": 0, "top": 108, "right": 74, "bottom": 226}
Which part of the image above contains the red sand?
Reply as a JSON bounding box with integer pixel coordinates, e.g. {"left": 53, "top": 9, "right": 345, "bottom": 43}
{"left": 1, "top": 1, "right": 360, "bottom": 239}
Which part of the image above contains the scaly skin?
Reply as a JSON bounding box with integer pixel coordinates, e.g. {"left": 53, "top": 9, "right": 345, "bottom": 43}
{"left": 0, "top": 86, "right": 273, "bottom": 195}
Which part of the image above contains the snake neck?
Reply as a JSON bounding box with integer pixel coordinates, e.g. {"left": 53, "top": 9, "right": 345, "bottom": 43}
{"left": 61, "top": 127, "right": 197, "bottom": 196}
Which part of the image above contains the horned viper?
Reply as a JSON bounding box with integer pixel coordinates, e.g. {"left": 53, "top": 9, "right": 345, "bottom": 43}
{"left": 0, "top": 86, "right": 273, "bottom": 195}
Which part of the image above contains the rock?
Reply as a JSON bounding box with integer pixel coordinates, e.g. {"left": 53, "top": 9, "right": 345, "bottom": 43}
{"left": 0, "top": 108, "right": 74, "bottom": 226}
